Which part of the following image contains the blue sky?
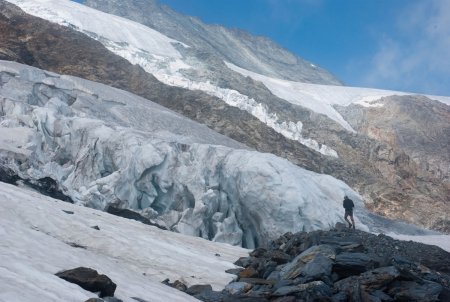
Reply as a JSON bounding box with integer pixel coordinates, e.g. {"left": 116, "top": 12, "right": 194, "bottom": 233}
{"left": 74, "top": 0, "right": 450, "bottom": 96}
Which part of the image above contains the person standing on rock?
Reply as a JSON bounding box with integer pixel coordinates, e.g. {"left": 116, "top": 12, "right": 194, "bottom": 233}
{"left": 343, "top": 196, "right": 355, "bottom": 229}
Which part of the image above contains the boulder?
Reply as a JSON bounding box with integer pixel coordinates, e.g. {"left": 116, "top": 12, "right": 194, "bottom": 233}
{"left": 162, "top": 279, "right": 187, "bottom": 292}
{"left": 239, "top": 266, "right": 259, "bottom": 278}
{"left": 271, "top": 280, "right": 332, "bottom": 300}
{"left": 185, "top": 284, "right": 213, "bottom": 296}
{"left": 56, "top": 267, "right": 116, "bottom": 298}
{"left": 224, "top": 282, "right": 252, "bottom": 295}
{"left": 359, "top": 266, "right": 400, "bottom": 291}
{"left": 387, "top": 280, "right": 442, "bottom": 302}
{"left": 299, "top": 253, "right": 333, "bottom": 283}
{"left": 334, "top": 276, "right": 362, "bottom": 302}
{"left": 270, "top": 250, "right": 291, "bottom": 264}
{"left": 106, "top": 206, "right": 167, "bottom": 230}
{"left": 280, "top": 244, "right": 336, "bottom": 280}
{"left": 333, "top": 252, "right": 377, "bottom": 278}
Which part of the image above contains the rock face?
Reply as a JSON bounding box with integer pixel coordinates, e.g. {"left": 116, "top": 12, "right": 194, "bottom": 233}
{"left": 177, "top": 228, "right": 450, "bottom": 301}
{"left": 336, "top": 96, "right": 450, "bottom": 232}
{"left": 56, "top": 267, "right": 117, "bottom": 298}
{"left": 1, "top": 0, "right": 450, "bottom": 234}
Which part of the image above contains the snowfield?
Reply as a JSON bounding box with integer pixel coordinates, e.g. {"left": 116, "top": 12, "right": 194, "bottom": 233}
{"left": 0, "top": 181, "right": 248, "bottom": 302}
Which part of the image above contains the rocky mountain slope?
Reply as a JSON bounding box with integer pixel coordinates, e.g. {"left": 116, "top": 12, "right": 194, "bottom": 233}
{"left": 84, "top": 0, "right": 342, "bottom": 86}
{"left": 1, "top": 0, "right": 450, "bottom": 234}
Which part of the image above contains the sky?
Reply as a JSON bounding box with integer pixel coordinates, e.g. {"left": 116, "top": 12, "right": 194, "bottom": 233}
{"left": 74, "top": 0, "right": 450, "bottom": 96}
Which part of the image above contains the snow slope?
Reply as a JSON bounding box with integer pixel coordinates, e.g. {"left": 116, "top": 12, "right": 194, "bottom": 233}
{"left": 0, "top": 181, "right": 248, "bottom": 302}
{"left": 7, "top": 0, "right": 185, "bottom": 58}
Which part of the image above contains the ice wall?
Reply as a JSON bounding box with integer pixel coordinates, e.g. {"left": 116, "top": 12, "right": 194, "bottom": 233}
{"left": 0, "top": 62, "right": 362, "bottom": 247}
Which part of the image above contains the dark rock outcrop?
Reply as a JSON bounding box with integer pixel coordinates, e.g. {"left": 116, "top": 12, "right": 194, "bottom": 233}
{"left": 0, "top": 166, "right": 73, "bottom": 202}
{"left": 24, "top": 177, "right": 73, "bottom": 203}
{"left": 106, "top": 205, "right": 167, "bottom": 230}
{"left": 56, "top": 267, "right": 117, "bottom": 298}
{"left": 176, "top": 228, "right": 450, "bottom": 301}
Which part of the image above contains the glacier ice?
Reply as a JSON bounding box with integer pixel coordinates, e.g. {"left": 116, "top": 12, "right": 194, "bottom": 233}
{"left": 4, "top": 63, "right": 438, "bottom": 246}
{"left": 0, "top": 61, "right": 368, "bottom": 247}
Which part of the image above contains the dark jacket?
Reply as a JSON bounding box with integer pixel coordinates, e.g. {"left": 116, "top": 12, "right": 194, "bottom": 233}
{"left": 343, "top": 197, "right": 354, "bottom": 210}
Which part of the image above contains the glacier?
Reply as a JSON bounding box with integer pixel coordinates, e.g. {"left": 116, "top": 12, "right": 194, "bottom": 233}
{"left": 0, "top": 61, "right": 368, "bottom": 248}
{"left": 0, "top": 61, "right": 437, "bottom": 248}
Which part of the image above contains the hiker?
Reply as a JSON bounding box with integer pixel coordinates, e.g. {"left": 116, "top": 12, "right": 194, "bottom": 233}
{"left": 343, "top": 196, "right": 355, "bottom": 229}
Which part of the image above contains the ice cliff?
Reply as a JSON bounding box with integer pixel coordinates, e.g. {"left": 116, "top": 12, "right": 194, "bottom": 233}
{"left": 0, "top": 61, "right": 364, "bottom": 248}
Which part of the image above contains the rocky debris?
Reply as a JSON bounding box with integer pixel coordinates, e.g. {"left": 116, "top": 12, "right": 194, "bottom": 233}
{"left": 56, "top": 267, "right": 116, "bottom": 298}
{"left": 131, "top": 298, "right": 150, "bottom": 302}
{"left": 106, "top": 206, "right": 167, "bottom": 230}
{"left": 162, "top": 279, "right": 188, "bottom": 292}
{"left": 174, "top": 227, "right": 450, "bottom": 301}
